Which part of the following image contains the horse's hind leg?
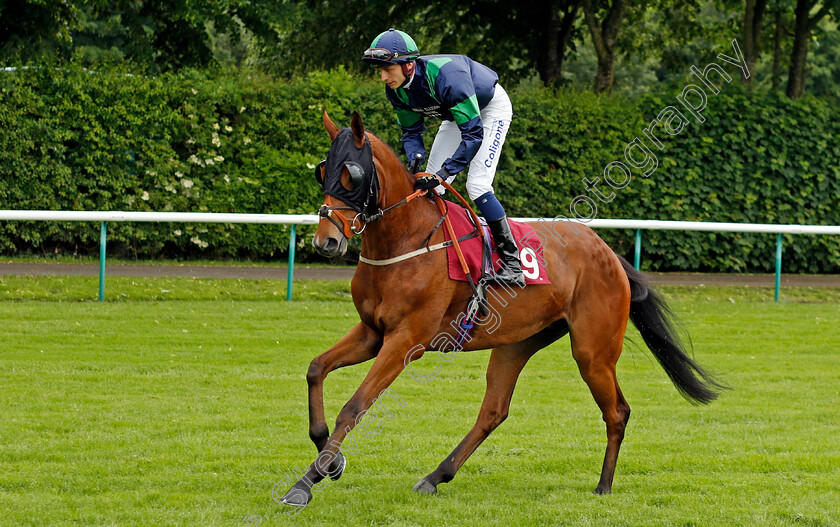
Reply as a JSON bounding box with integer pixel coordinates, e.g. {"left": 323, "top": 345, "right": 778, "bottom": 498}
{"left": 414, "top": 321, "right": 568, "bottom": 494}
{"left": 569, "top": 314, "right": 631, "bottom": 495}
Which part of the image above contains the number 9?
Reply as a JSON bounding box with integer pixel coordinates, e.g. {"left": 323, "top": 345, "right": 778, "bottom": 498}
{"left": 520, "top": 247, "right": 540, "bottom": 280}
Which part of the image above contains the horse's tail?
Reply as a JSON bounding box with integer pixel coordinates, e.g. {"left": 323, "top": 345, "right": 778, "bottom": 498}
{"left": 617, "top": 255, "right": 725, "bottom": 404}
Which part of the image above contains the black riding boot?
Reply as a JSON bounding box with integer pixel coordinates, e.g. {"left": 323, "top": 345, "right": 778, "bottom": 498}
{"left": 488, "top": 217, "right": 526, "bottom": 287}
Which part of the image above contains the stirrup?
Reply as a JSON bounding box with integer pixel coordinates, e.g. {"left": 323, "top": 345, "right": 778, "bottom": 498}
{"left": 491, "top": 266, "right": 526, "bottom": 287}
{"left": 466, "top": 279, "right": 490, "bottom": 318}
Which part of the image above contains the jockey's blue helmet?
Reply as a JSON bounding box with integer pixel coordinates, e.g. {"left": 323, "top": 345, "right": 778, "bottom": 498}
{"left": 362, "top": 28, "right": 420, "bottom": 66}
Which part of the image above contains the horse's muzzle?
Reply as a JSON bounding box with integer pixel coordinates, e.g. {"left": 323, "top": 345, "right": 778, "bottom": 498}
{"left": 312, "top": 233, "right": 348, "bottom": 258}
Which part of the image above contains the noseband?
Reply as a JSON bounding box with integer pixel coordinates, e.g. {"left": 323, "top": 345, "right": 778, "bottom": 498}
{"left": 319, "top": 196, "right": 368, "bottom": 239}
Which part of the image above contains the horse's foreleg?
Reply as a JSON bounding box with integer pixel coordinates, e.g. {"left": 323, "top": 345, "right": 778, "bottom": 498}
{"left": 413, "top": 332, "right": 553, "bottom": 494}
{"left": 307, "top": 323, "right": 382, "bottom": 453}
{"left": 282, "top": 330, "right": 417, "bottom": 506}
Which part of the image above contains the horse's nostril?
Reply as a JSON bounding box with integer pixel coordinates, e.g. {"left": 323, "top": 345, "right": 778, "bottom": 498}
{"left": 323, "top": 238, "right": 339, "bottom": 252}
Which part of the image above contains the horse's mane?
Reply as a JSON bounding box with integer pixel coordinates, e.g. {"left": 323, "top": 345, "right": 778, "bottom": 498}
{"left": 365, "top": 130, "right": 413, "bottom": 183}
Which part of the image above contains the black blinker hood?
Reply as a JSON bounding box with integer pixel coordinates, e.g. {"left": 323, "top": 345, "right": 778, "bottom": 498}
{"left": 323, "top": 128, "right": 379, "bottom": 215}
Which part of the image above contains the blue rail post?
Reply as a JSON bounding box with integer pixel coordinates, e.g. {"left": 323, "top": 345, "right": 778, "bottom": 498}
{"left": 634, "top": 229, "right": 642, "bottom": 270}
{"left": 775, "top": 233, "right": 783, "bottom": 302}
{"left": 99, "top": 221, "right": 107, "bottom": 302}
{"left": 286, "top": 224, "right": 297, "bottom": 301}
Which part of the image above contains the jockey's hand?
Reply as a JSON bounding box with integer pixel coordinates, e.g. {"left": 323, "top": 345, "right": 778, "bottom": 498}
{"left": 408, "top": 153, "right": 424, "bottom": 175}
{"left": 414, "top": 172, "right": 443, "bottom": 191}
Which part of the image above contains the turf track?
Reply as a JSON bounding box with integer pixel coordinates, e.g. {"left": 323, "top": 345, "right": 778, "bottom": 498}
{"left": 0, "top": 277, "right": 838, "bottom": 526}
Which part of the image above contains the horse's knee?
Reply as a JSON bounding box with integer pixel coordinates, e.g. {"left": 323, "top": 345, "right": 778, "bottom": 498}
{"left": 307, "top": 357, "right": 326, "bottom": 386}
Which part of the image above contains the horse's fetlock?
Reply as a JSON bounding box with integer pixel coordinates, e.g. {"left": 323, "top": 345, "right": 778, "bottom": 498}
{"left": 309, "top": 424, "right": 330, "bottom": 445}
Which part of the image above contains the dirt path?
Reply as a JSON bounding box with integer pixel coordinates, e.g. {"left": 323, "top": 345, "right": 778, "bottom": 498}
{"left": 2, "top": 262, "right": 839, "bottom": 287}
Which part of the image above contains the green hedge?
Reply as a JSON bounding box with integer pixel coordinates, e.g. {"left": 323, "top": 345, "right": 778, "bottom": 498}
{"left": 499, "top": 84, "right": 840, "bottom": 273}
{"left": 1, "top": 66, "right": 838, "bottom": 272}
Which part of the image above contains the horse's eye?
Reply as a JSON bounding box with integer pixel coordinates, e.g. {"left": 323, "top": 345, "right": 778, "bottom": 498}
{"left": 344, "top": 162, "right": 365, "bottom": 190}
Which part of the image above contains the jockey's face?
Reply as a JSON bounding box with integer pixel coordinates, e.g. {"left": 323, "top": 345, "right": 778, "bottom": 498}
{"left": 378, "top": 64, "right": 406, "bottom": 89}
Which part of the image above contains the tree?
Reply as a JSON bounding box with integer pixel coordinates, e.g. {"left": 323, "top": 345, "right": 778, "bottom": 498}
{"left": 0, "top": 0, "right": 78, "bottom": 62}
{"left": 534, "top": 1, "right": 583, "bottom": 85}
{"left": 786, "top": 0, "right": 837, "bottom": 98}
{"left": 768, "top": 0, "right": 794, "bottom": 91}
{"left": 742, "top": 0, "right": 769, "bottom": 85}
{"left": 272, "top": 1, "right": 589, "bottom": 86}
{"left": 0, "top": 0, "right": 290, "bottom": 71}
{"left": 582, "top": 0, "right": 627, "bottom": 92}
{"left": 83, "top": 0, "right": 288, "bottom": 72}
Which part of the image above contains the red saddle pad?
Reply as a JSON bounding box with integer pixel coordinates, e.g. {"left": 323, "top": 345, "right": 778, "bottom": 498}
{"left": 441, "top": 201, "right": 550, "bottom": 285}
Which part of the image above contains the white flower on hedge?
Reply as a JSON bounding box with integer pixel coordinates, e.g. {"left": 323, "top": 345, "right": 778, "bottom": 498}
{"left": 190, "top": 236, "right": 209, "bottom": 249}
{"left": 165, "top": 185, "right": 176, "bottom": 193}
{"left": 141, "top": 191, "right": 150, "bottom": 201}
{"left": 188, "top": 155, "right": 202, "bottom": 165}
{"left": 205, "top": 159, "right": 215, "bottom": 166}
{"left": 213, "top": 123, "right": 220, "bottom": 130}
{"left": 306, "top": 163, "right": 315, "bottom": 169}
{"left": 243, "top": 137, "right": 251, "bottom": 145}
{"left": 174, "top": 229, "right": 182, "bottom": 236}
{"left": 224, "top": 125, "right": 232, "bottom": 132}
{"left": 182, "top": 179, "right": 194, "bottom": 189}
{"left": 223, "top": 175, "right": 230, "bottom": 183}
{"left": 214, "top": 155, "right": 224, "bottom": 162}
{"left": 186, "top": 138, "right": 195, "bottom": 145}
{"left": 212, "top": 133, "right": 221, "bottom": 147}
{"left": 175, "top": 171, "right": 183, "bottom": 178}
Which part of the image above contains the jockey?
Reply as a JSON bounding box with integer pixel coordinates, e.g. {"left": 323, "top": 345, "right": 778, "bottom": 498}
{"left": 362, "top": 28, "right": 525, "bottom": 287}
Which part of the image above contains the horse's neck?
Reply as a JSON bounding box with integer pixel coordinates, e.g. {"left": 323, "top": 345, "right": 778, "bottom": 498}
{"left": 361, "top": 198, "right": 441, "bottom": 260}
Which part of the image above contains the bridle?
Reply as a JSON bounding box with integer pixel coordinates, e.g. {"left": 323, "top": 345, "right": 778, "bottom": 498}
{"left": 318, "top": 195, "right": 370, "bottom": 239}
{"left": 316, "top": 129, "right": 425, "bottom": 240}
{"left": 315, "top": 127, "right": 484, "bottom": 269}
{"left": 318, "top": 182, "right": 427, "bottom": 240}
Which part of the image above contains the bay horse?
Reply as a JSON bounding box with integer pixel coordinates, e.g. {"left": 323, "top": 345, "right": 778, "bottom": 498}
{"left": 279, "top": 110, "right": 723, "bottom": 507}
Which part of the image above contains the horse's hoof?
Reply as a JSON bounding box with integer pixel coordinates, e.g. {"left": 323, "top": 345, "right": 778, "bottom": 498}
{"left": 593, "top": 486, "right": 612, "bottom": 495}
{"left": 280, "top": 482, "right": 312, "bottom": 506}
{"left": 328, "top": 451, "right": 346, "bottom": 481}
{"left": 412, "top": 478, "right": 437, "bottom": 494}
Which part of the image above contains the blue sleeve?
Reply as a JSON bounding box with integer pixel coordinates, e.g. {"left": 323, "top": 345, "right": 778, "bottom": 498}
{"left": 386, "top": 88, "right": 426, "bottom": 163}
{"left": 431, "top": 63, "right": 484, "bottom": 175}
{"left": 442, "top": 116, "right": 483, "bottom": 175}
{"left": 400, "top": 119, "right": 426, "bottom": 163}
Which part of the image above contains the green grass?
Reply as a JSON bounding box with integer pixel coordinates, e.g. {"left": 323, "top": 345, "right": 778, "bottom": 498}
{"left": 1, "top": 276, "right": 838, "bottom": 526}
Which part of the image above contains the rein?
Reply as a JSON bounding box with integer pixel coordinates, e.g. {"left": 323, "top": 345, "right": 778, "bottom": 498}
{"left": 358, "top": 180, "right": 485, "bottom": 269}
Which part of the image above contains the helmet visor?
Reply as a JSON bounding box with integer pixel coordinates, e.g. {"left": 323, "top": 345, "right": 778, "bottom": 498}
{"left": 363, "top": 47, "right": 419, "bottom": 63}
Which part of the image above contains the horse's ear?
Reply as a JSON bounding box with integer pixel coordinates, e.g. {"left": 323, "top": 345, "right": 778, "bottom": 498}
{"left": 350, "top": 111, "right": 365, "bottom": 148}
{"left": 323, "top": 110, "right": 340, "bottom": 141}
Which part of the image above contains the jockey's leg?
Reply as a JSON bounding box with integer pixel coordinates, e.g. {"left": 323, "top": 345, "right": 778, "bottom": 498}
{"left": 465, "top": 84, "right": 523, "bottom": 286}
{"left": 474, "top": 192, "right": 526, "bottom": 288}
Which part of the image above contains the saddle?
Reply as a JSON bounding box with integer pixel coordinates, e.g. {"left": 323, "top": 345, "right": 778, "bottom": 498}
{"left": 430, "top": 196, "right": 550, "bottom": 346}
{"left": 439, "top": 200, "right": 550, "bottom": 287}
